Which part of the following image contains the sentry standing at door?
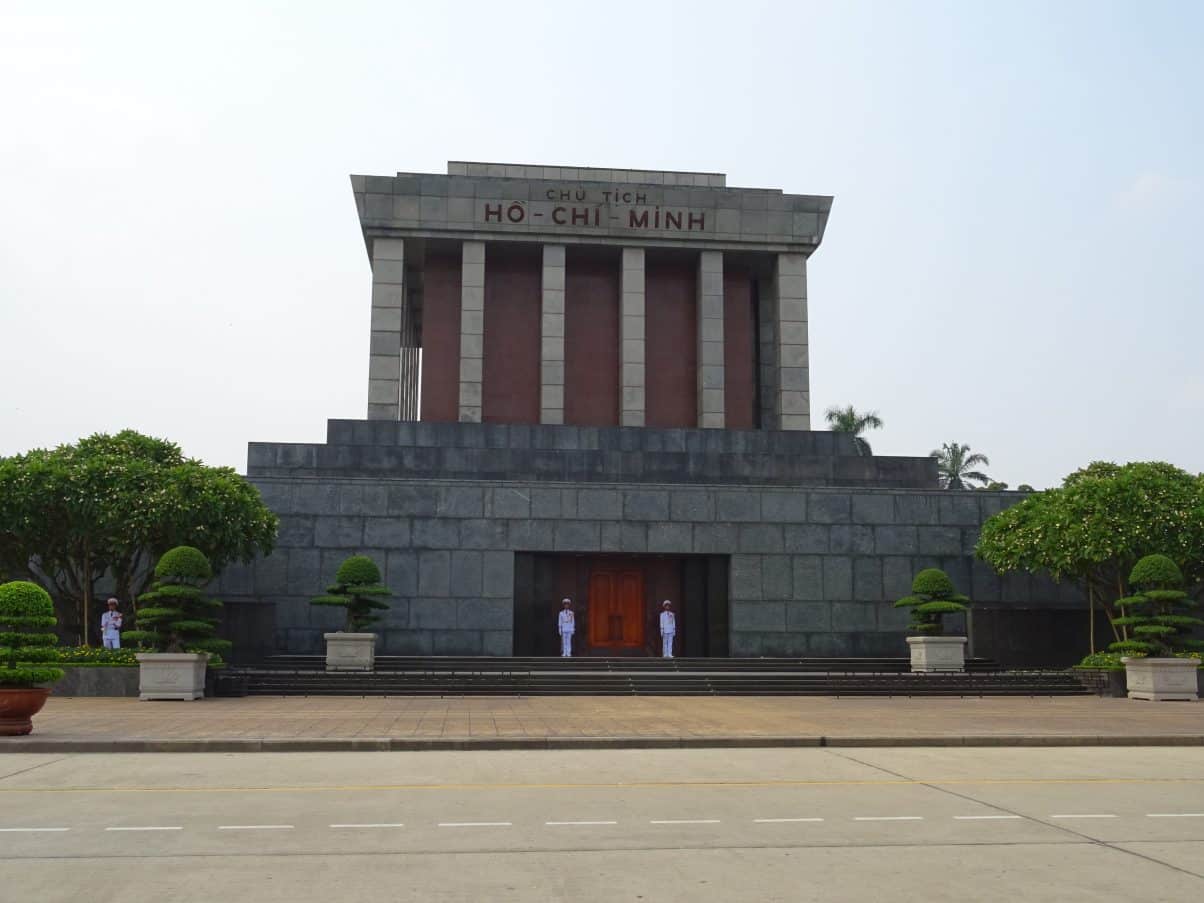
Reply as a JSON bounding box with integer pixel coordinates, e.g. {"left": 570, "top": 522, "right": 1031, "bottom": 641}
{"left": 558, "top": 597, "right": 575, "bottom": 656}
{"left": 659, "top": 600, "right": 676, "bottom": 658}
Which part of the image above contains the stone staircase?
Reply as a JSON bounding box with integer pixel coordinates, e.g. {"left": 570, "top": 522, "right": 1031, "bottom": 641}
{"left": 221, "top": 656, "right": 1096, "bottom": 697}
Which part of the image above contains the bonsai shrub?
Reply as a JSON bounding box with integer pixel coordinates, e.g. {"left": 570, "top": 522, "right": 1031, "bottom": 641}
{"left": 0, "top": 580, "right": 64, "bottom": 687}
{"left": 311, "top": 555, "right": 391, "bottom": 632}
{"left": 124, "top": 546, "right": 231, "bottom": 662}
{"left": 1108, "top": 554, "right": 1204, "bottom": 658}
{"left": 893, "top": 568, "right": 971, "bottom": 636}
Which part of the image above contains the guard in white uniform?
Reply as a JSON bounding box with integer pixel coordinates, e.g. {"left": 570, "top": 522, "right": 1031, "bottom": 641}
{"left": 659, "top": 600, "right": 676, "bottom": 658}
{"left": 557, "top": 598, "right": 575, "bottom": 657}
{"left": 100, "top": 598, "right": 123, "bottom": 649}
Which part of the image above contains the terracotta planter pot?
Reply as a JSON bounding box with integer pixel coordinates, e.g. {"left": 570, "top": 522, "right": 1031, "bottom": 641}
{"left": 0, "top": 687, "right": 52, "bottom": 736}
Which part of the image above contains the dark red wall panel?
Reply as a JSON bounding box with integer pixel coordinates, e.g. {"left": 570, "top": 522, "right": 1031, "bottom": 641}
{"left": 483, "top": 245, "right": 541, "bottom": 424}
{"left": 645, "top": 257, "right": 697, "bottom": 428}
{"left": 564, "top": 250, "right": 619, "bottom": 426}
{"left": 723, "top": 269, "right": 757, "bottom": 429}
{"left": 419, "top": 251, "right": 461, "bottom": 422}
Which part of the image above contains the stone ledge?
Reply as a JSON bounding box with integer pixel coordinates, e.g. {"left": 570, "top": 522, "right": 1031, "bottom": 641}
{"left": 6, "top": 734, "right": 1203, "bottom": 754}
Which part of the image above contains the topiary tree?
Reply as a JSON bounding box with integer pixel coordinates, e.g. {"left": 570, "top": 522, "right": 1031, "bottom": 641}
{"left": 1108, "top": 555, "right": 1204, "bottom": 659}
{"left": 124, "top": 546, "right": 231, "bottom": 662}
{"left": 0, "top": 581, "right": 63, "bottom": 687}
{"left": 893, "top": 568, "right": 971, "bottom": 636}
{"left": 311, "top": 555, "right": 391, "bottom": 632}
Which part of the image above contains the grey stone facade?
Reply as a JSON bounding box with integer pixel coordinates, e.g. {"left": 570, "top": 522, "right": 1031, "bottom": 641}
{"left": 215, "top": 423, "right": 1079, "bottom": 660}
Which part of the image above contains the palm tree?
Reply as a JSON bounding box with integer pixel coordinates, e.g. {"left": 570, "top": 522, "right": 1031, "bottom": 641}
{"left": 824, "top": 405, "right": 883, "bottom": 456}
{"left": 930, "top": 442, "right": 991, "bottom": 490}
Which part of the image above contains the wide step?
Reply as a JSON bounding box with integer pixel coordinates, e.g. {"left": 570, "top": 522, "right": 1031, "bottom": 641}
{"left": 224, "top": 659, "right": 1093, "bottom": 698}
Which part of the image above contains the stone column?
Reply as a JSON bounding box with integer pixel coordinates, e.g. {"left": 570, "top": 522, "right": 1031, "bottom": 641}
{"left": 458, "top": 240, "right": 486, "bottom": 422}
{"left": 620, "top": 248, "right": 646, "bottom": 427}
{"left": 367, "top": 238, "right": 404, "bottom": 420}
{"left": 774, "top": 253, "right": 810, "bottom": 430}
{"left": 540, "top": 245, "right": 566, "bottom": 424}
{"left": 697, "top": 250, "right": 725, "bottom": 428}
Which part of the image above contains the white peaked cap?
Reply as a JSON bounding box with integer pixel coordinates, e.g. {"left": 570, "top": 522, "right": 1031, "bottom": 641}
{"left": 562, "top": 597, "right": 571, "bottom": 603}
{"left": 662, "top": 599, "right": 672, "bottom": 607}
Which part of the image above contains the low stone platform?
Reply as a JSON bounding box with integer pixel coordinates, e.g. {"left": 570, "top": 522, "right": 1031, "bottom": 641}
{"left": 4, "top": 695, "right": 1200, "bottom": 752}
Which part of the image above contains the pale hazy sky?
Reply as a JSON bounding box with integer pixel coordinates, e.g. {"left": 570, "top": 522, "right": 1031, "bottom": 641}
{"left": 2, "top": 1, "right": 1201, "bottom": 489}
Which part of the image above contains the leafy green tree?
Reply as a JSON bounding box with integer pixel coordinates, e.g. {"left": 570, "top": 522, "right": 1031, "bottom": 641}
{"left": 125, "top": 546, "right": 231, "bottom": 661}
{"left": 893, "top": 568, "right": 971, "bottom": 636}
{"left": 0, "top": 431, "right": 278, "bottom": 643}
{"left": 1109, "top": 555, "right": 1204, "bottom": 658}
{"left": 984, "top": 481, "right": 1009, "bottom": 491}
{"left": 931, "top": 442, "right": 991, "bottom": 489}
{"left": 976, "top": 461, "right": 1204, "bottom": 649}
{"left": 824, "top": 405, "right": 883, "bottom": 455}
{"left": 1017, "top": 484, "right": 1036, "bottom": 493}
{"left": 0, "top": 581, "right": 63, "bottom": 687}
{"left": 311, "top": 556, "right": 392, "bottom": 632}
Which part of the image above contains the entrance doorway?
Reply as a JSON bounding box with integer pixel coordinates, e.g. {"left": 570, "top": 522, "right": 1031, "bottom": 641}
{"left": 587, "top": 567, "right": 644, "bottom": 650}
{"left": 512, "top": 553, "right": 730, "bottom": 657}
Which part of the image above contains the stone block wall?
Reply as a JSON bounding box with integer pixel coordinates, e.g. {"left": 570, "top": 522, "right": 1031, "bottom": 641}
{"left": 213, "top": 472, "right": 1080, "bottom": 660}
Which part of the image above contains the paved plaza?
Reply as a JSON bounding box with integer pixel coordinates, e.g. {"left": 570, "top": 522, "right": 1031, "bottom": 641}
{"left": 3, "top": 695, "right": 1202, "bottom": 751}
{"left": 3, "top": 746, "right": 1204, "bottom": 901}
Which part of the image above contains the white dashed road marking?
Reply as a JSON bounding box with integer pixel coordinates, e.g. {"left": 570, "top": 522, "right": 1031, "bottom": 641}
{"left": 545, "top": 821, "right": 618, "bottom": 826}
{"left": 329, "top": 823, "right": 405, "bottom": 829}
{"left": 754, "top": 818, "right": 825, "bottom": 823}
{"left": 437, "top": 822, "right": 512, "bottom": 828}
{"left": 854, "top": 816, "right": 923, "bottom": 821}
{"left": 1147, "top": 813, "right": 1204, "bottom": 818}
{"left": 104, "top": 826, "right": 182, "bottom": 832}
{"left": 218, "top": 825, "right": 295, "bottom": 831}
{"left": 0, "top": 827, "right": 70, "bottom": 833}
{"left": 650, "top": 819, "right": 721, "bottom": 825}
{"left": 1050, "top": 814, "right": 1117, "bottom": 820}
{"left": 954, "top": 815, "right": 1023, "bottom": 820}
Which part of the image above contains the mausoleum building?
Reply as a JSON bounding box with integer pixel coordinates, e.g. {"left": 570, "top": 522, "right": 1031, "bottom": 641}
{"left": 215, "top": 163, "right": 1083, "bottom": 665}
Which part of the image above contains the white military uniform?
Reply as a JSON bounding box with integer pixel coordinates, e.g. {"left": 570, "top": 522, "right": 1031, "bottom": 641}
{"left": 558, "top": 608, "right": 575, "bottom": 657}
{"left": 659, "top": 606, "right": 676, "bottom": 658}
{"left": 100, "top": 609, "right": 123, "bottom": 649}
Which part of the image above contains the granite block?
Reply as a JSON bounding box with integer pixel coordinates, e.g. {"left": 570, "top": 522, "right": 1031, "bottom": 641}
{"left": 829, "top": 525, "right": 874, "bottom": 554}
{"left": 853, "top": 557, "right": 884, "bottom": 601}
{"left": 456, "top": 598, "right": 511, "bottom": 630}
{"left": 449, "top": 550, "right": 483, "bottom": 597}
{"left": 822, "top": 556, "right": 853, "bottom": 600}
{"left": 362, "top": 518, "right": 411, "bottom": 548}
{"left": 852, "top": 494, "right": 895, "bottom": 524}
{"left": 409, "top": 597, "right": 457, "bottom": 629}
{"left": 738, "top": 524, "right": 785, "bottom": 553}
{"left": 761, "top": 555, "right": 793, "bottom": 600}
{"left": 808, "top": 493, "right": 850, "bottom": 523}
{"left": 459, "top": 518, "right": 509, "bottom": 550}
{"left": 731, "top": 600, "right": 786, "bottom": 631}
{"left": 791, "top": 556, "right": 824, "bottom": 600}
{"left": 715, "top": 490, "right": 760, "bottom": 521}
{"left": 760, "top": 491, "right": 807, "bottom": 522}
{"left": 647, "top": 522, "right": 693, "bottom": 553}
{"left": 417, "top": 551, "right": 451, "bottom": 597}
{"left": 783, "top": 524, "right": 829, "bottom": 553}
{"left": 314, "top": 517, "right": 363, "bottom": 548}
{"left": 481, "top": 551, "right": 513, "bottom": 597}
{"left": 624, "top": 490, "right": 670, "bottom": 520}
{"left": 874, "top": 526, "right": 920, "bottom": 555}
{"left": 412, "top": 518, "right": 460, "bottom": 549}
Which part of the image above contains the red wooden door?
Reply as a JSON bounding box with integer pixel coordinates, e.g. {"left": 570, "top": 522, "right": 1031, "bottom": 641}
{"left": 588, "top": 569, "right": 644, "bottom": 649}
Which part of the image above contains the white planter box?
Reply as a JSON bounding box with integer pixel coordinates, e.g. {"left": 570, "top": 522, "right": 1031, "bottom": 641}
{"left": 324, "top": 632, "right": 377, "bottom": 672}
{"left": 1122, "top": 657, "right": 1199, "bottom": 702}
{"left": 136, "top": 653, "right": 208, "bottom": 701}
{"left": 906, "top": 636, "right": 967, "bottom": 673}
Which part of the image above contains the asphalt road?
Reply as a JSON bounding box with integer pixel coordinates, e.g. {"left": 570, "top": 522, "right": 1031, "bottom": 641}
{"left": 2, "top": 747, "right": 1204, "bottom": 902}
